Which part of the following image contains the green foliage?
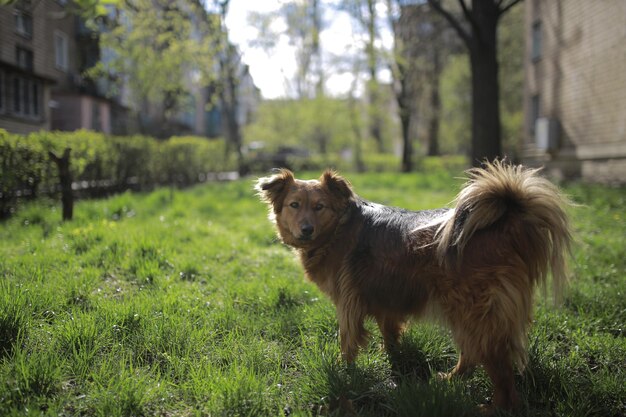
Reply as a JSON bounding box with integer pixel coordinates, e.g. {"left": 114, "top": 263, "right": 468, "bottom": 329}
{"left": 0, "top": 129, "right": 235, "bottom": 218}
{"left": 244, "top": 96, "right": 399, "bottom": 172}
{"left": 158, "top": 136, "right": 235, "bottom": 185}
{"left": 0, "top": 130, "right": 48, "bottom": 217}
{"left": 244, "top": 97, "right": 355, "bottom": 154}
{"left": 89, "top": 0, "right": 219, "bottom": 113}
{"left": 440, "top": 54, "right": 471, "bottom": 155}
{"left": 0, "top": 168, "right": 623, "bottom": 416}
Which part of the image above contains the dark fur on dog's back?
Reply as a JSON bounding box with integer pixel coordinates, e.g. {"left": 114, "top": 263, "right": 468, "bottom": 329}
{"left": 256, "top": 161, "right": 572, "bottom": 412}
{"left": 340, "top": 202, "right": 449, "bottom": 314}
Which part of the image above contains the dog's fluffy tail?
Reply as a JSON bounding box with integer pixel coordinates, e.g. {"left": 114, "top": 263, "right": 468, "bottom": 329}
{"left": 435, "top": 160, "right": 572, "bottom": 300}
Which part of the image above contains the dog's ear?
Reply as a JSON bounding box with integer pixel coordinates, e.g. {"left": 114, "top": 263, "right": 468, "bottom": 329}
{"left": 255, "top": 169, "right": 294, "bottom": 210}
{"left": 320, "top": 169, "right": 354, "bottom": 202}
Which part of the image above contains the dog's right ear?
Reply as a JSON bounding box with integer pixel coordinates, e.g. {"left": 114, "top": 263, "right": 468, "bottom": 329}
{"left": 255, "top": 169, "right": 294, "bottom": 211}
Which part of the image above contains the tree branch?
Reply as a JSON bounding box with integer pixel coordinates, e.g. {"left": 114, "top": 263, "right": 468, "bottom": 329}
{"left": 427, "top": 0, "right": 471, "bottom": 47}
{"left": 457, "top": 0, "right": 482, "bottom": 44}
{"left": 458, "top": 0, "right": 472, "bottom": 21}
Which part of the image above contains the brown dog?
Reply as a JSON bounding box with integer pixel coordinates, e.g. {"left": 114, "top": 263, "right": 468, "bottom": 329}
{"left": 256, "top": 161, "right": 572, "bottom": 411}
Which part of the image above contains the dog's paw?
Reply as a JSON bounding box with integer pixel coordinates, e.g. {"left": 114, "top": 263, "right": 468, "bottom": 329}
{"left": 436, "top": 371, "right": 453, "bottom": 380}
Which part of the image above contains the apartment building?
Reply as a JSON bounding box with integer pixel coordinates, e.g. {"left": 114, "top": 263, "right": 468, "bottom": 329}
{"left": 523, "top": 0, "right": 626, "bottom": 183}
{"left": 1, "top": 1, "right": 257, "bottom": 139}
{"left": 0, "top": 0, "right": 127, "bottom": 135}
{"left": 1, "top": 0, "right": 59, "bottom": 133}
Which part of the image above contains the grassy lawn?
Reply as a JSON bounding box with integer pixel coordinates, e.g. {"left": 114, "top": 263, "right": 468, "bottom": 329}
{"left": 0, "top": 167, "right": 624, "bottom": 416}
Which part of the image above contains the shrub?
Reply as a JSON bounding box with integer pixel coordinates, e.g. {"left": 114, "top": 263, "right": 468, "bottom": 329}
{"left": 0, "top": 131, "right": 47, "bottom": 218}
{"left": 158, "top": 136, "right": 235, "bottom": 185}
{"left": 0, "top": 129, "right": 236, "bottom": 218}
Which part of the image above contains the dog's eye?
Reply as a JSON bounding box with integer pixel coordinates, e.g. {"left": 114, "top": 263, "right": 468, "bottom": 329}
{"left": 289, "top": 202, "right": 300, "bottom": 209}
{"left": 313, "top": 203, "right": 324, "bottom": 211}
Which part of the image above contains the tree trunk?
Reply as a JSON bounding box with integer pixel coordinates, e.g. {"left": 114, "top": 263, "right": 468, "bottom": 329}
{"left": 400, "top": 111, "right": 413, "bottom": 172}
{"left": 366, "top": 0, "right": 384, "bottom": 153}
{"left": 48, "top": 148, "right": 73, "bottom": 221}
{"left": 469, "top": 37, "right": 501, "bottom": 165}
{"left": 427, "top": 47, "right": 441, "bottom": 156}
{"left": 350, "top": 102, "right": 366, "bottom": 172}
{"left": 222, "top": 81, "right": 246, "bottom": 176}
{"left": 219, "top": 1, "right": 247, "bottom": 177}
{"left": 220, "top": 53, "right": 246, "bottom": 176}
{"left": 468, "top": 1, "right": 501, "bottom": 166}
{"left": 428, "top": 0, "right": 513, "bottom": 166}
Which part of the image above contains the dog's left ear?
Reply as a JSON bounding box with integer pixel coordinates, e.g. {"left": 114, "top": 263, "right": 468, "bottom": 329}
{"left": 321, "top": 170, "right": 355, "bottom": 201}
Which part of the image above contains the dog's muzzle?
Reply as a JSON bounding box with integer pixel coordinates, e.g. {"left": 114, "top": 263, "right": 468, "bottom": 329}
{"left": 298, "top": 224, "right": 314, "bottom": 240}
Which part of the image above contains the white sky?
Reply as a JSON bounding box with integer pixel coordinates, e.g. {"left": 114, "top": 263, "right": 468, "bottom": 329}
{"left": 224, "top": 0, "right": 393, "bottom": 100}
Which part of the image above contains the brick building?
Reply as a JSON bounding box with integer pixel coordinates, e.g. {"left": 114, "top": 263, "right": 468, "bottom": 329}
{"left": 0, "top": 0, "right": 126, "bottom": 135}
{"left": 523, "top": 0, "right": 626, "bottom": 183}
{"left": 1, "top": 1, "right": 258, "bottom": 139}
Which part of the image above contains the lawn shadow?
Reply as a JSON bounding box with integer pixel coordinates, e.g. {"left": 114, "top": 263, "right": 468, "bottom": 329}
{"left": 387, "top": 326, "right": 458, "bottom": 380}
{"left": 307, "top": 330, "right": 478, "bottom": 417}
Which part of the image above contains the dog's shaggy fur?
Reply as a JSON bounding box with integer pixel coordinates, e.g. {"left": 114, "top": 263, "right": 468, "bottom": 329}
{"left": 256, "top": 161, "right": 572, "bottom": 411}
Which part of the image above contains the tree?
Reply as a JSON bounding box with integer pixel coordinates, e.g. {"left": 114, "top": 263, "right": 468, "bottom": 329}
{"left": 216, "top": 0, "right": 247, "bottom": 175}
{"left": 90, "top": 0, "right": 220, "bottom": 137}
{"left": 48, "top": 148, "right": 73, "bottom": 221}
{"left": 249, "top": 1, "right": 325, "bottom": 100}
{"left": 388, "top": 2, "right": 453, "bottom": 171}
{"left": 427, "top": 0, "right": 522, "bottom": 166}
{"left": 347, "top": 56, "right": 366, "bottom": 172}
{"left": 342, "top": 0, "right": 386, "bottom": 153}
{"left": 425, "top": 34, "right": 442, "bottom": 157}
{"left": 248, "top": 1, "right": 334, "bottom": 156}
{"left": 387, "top": 1, "right": 423, "bottom": 172}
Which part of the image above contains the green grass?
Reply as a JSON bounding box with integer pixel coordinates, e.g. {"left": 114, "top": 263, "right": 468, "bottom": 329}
{"left": 0, "top": 168, "right": 624, "bottom": 417}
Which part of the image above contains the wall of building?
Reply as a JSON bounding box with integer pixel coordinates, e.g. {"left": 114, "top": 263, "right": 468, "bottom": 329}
{"left": 0, "top": 1, "right": 77, "bottom": 83}
{"left": 51, "top": 93, "right": 113, "bottom": 134}
{"left": 0, "top": 1, "right": 76, "bottom": 133}
{"left": 524, "top": 0, "right": 626, "bottom": 183}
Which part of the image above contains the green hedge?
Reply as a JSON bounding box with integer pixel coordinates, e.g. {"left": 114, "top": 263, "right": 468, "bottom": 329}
{"left": 0, "top": 129, "right": 236, "bottom": 218}
{"left": 277, "top": 152, "right": 468, "bottom": 175}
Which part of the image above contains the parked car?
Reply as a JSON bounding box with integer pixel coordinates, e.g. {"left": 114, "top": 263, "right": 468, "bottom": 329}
{"left": 247, "top": 143, "right": 311, "bottom": 172}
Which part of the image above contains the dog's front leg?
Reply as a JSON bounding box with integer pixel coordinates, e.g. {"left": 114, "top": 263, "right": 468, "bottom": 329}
{"left": 337, "top": 298, "right": 369, "bottom": 363}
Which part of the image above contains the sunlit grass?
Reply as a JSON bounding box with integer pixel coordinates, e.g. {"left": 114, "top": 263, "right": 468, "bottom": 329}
{"left": 0, "top": 167, "right": 624, "bottom": 416}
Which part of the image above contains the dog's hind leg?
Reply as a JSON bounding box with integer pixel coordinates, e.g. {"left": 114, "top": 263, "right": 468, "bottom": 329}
{"left": 375, "top": 315, "right": 405, "bottom": 351}
{"left": 483, "top": 353, "right": 519, "bottom": 412}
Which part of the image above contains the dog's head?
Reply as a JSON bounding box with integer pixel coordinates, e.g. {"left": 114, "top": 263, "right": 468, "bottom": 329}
{"left": 256, "top": 169, "right": 355, "bottom": 248}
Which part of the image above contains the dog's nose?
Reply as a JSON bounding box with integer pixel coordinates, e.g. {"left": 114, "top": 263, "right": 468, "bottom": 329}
{"left": 301, "top": 224, "right": 314, "bottom": 237}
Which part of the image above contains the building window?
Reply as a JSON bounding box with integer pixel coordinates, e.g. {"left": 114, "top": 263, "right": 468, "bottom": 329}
{"left": 531, "top": 20, "right": 542, "bottom": 61}
{"left": 32, "top": 82, "right": 40, "bottom": 117}
{"left": 15, "top": 11, "right": 33, "bottom": 39}
{"left": 54, "top": 31, "right": 69, "bottom": 71}
{"left": 530, "top": 94, "right": 541, "bottom": 135}
{"left": 11, "top": 75, "right": 42, "bottom": 119}
{"left": 16, "top": 47, "right": 34, "bottom": 72}
{"left": 13, "top": 77, "right": 22, "bottom": 113}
